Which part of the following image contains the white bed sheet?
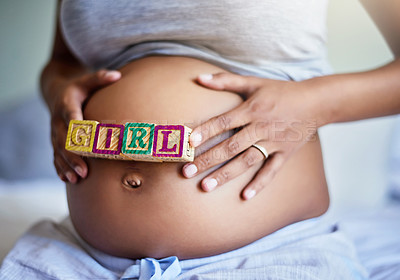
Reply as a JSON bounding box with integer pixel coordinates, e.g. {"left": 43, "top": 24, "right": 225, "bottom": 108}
{"left": 337, "top": 204, "right": 400, "bottom": 279}
{"left": 0, "top": 179, "right": 68, "bottom": 262}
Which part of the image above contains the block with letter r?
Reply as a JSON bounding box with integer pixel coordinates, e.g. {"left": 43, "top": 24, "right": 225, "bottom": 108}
{"left": 122, "top": 122, "right": 155, "bottom": 160}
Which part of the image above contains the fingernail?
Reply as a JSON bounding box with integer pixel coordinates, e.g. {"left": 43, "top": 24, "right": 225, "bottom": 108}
{"left": 198, "top": 74, "right": 213, "bottom": 81}
{"left": 75, "top": 166, "right": 85, "bottom": 178}
{"left": 245, "top": 189, "right": 256, "bottom": 200}
{"left": 183, "top": 164, "right": 198, "bottom": 178}
{"left": 59, "top": 174, "right": 67, "bottom": 182}
{"left": 190, "top": 132, "right": 202, "bottom": 147}
{"left": 66, "top": 171, "right": 75, "bottom": 183}
{"left": 203, "top": 178, "right": 218, "bottom": 192}
{"left": 104, "top": 71, "right": 121, "bottom": 79}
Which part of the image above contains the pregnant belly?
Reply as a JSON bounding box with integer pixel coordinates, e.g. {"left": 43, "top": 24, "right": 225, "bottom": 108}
{"left": 66, "top": 56, "right": 329, "bottom": 259}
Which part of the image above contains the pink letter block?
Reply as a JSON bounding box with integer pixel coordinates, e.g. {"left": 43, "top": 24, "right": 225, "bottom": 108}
{"left": 92, "top": 123, "right": 125, "bottom": 158}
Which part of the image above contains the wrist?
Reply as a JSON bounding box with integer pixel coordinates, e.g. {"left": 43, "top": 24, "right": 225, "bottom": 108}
{"left": 299, "top": 76, "right": 337, "bottom": 128}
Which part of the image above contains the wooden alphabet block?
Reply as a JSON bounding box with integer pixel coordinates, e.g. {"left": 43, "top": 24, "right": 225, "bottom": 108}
{"left": 92, "top": 123, "right": 125, "bottom": 159}
{"left": 121, "top": 122, "right": 156, "bottom": 161}
{"left": 153, "top": 125, "right": 194, "bottom": 162}
{"left": 65, "top": 120, "right": 98, "bottom": 155}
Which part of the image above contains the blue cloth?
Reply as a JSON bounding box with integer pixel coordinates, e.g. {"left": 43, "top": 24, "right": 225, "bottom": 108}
{"left": 339, "top": 205, "right": 400, "bottom": 280}
{"left": 0, "top": 216, "right": 368, "bottom": 280}
{"left": 0, "top": 96, "right": 57, "bottom": 180}
{"left": 388, "top": 115, "right": 400, "bottom": 200}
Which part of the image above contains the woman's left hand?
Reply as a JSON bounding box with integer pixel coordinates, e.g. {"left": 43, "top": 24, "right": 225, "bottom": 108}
{"left": 182, "top": 72, "right": 324, "bottom": 200}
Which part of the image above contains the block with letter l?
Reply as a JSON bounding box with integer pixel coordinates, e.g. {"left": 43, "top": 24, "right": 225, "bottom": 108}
{"left": 152, "top": 124, "right": 194, "bottom": 162}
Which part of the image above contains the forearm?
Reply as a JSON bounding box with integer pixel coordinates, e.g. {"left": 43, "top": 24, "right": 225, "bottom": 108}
{"left": 309, "top": 0, "right": 400, "bottom": 127}
{"left": 40, "top": 0, "right": 89, "bottom": 113}
{"left": 310, "top": 58, "right": 400, "bottom": 126}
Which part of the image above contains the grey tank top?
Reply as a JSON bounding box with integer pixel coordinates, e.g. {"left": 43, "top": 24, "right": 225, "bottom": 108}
{"left": 60, "top": 0, "right": 331, "bottom": 81}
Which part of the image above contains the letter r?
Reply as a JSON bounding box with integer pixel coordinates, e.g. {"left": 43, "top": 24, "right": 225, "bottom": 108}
{"left": 128, "top": 127, "right": 148, "bottom": 149}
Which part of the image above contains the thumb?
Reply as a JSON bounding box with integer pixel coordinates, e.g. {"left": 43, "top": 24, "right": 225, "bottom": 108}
{"left": 197, "top": 72, "right": 262, "bottom": 96}
{"left": 63, "top": 94, "right": 84, "bottom": 122}
{"left": 78, "top": 69, "right": 121, "bottom": 92}
{"left": 65, "top": 106, "right": 83, "bottom": 122}
{"left": 63, "top": 70, "right": 121, "bottom": 122}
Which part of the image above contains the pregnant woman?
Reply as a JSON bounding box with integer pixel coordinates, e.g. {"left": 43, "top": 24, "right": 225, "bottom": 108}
{"left": 1, "top": 0, "right": 400, "bottom": 279}
{"left": 68, "top": 56, "right": 329, "bottom": 261}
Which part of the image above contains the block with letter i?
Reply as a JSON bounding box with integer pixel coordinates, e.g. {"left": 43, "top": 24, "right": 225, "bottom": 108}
{"left": 121, "top": 122, "right": 157, "bottom": 161}
{"left": 153, "top": 125, "right": 195, "bottom": 162}
{"left": 65, "top": 120, "right": 98, "bottom": 156}
{"left": 92, "top": 123, "right": 125, "bottom": 159}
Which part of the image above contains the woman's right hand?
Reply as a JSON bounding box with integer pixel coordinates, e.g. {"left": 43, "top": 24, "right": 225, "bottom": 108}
{"left": 50, "top": 69, "right": 121, "bottom": 183}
